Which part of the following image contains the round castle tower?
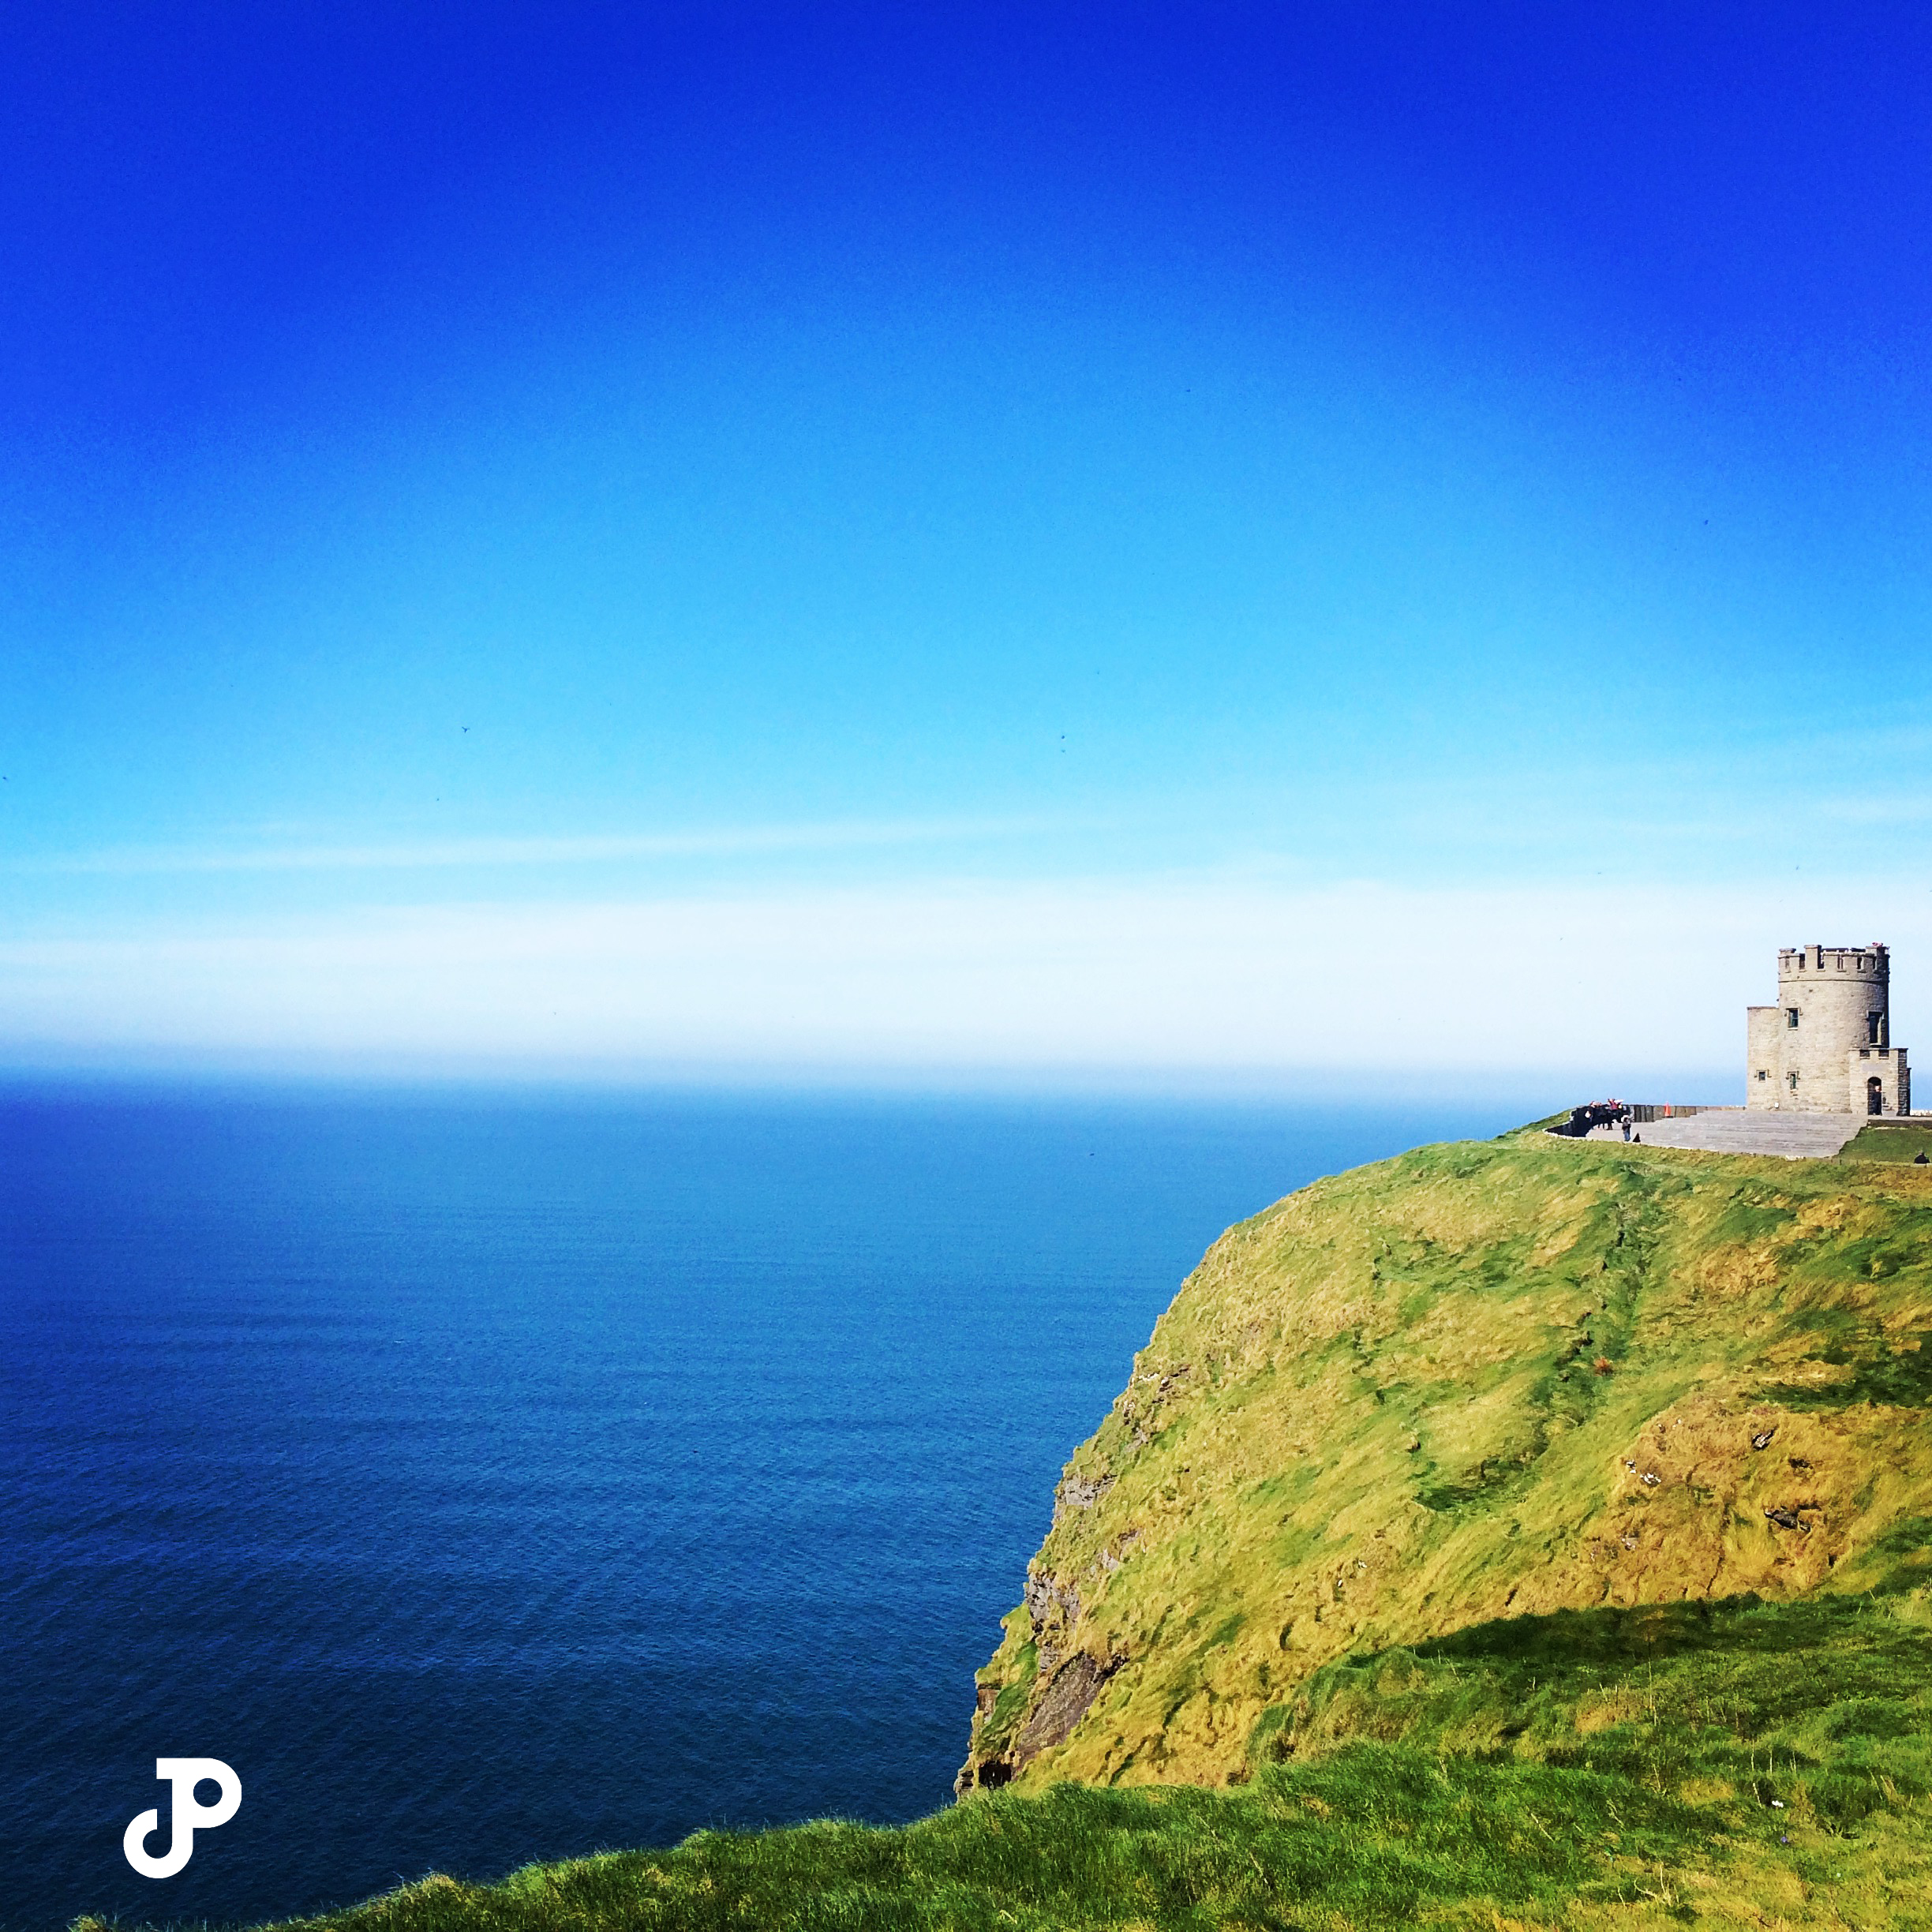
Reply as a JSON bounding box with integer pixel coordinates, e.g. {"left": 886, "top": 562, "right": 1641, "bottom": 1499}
{"left": 1746, "top": 943, "right": 1909, "bottom": 1115}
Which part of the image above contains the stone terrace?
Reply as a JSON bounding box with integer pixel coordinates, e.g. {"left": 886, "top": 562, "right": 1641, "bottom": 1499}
{"left": 1577, "top": 1108, "right": 1865, "bottom": 1160}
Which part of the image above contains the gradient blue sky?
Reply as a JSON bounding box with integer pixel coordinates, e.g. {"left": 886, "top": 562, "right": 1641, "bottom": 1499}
{"left": 6, "top": 4, "right": 1932, "bottom": 1085}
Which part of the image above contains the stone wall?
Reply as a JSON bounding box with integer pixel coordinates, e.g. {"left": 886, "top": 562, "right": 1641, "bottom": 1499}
{"left": 1850, "top": 1046, "right": 1910, "bottom": 1117}
{"left": 1745, "top": 1004, "right": 1784, "bottom": 1110}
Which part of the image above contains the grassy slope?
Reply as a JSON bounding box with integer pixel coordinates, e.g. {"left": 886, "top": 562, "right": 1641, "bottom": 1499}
{"left": 960, "top": 1129, "right": 1932, "bottom": 1792}
{"left": 1841, "top": 1121, "right": 1932, "bottom": 1163}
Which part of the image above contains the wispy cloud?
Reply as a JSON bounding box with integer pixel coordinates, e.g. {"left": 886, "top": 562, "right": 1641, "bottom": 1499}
{"left": 3, "top": 874, "right": 1917, "bottom": 1081}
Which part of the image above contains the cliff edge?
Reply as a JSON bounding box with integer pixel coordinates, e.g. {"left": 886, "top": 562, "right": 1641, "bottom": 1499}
{"left": 960, "top": 1127, "right": 1932, "bottom": 1792}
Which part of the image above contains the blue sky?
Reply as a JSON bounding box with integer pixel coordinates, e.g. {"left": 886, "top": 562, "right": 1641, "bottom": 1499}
{"left": 6, "top": 4, "right": 1932, "bottom": 1086}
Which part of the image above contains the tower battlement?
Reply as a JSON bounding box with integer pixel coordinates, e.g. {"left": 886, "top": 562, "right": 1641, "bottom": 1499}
{"left": 1777, "top": 944, "right": 1888, "bottom": 983}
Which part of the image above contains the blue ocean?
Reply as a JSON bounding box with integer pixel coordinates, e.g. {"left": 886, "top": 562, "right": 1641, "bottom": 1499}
{"left": 0, "top": 1088, "right": 1537, "bottom": 1928}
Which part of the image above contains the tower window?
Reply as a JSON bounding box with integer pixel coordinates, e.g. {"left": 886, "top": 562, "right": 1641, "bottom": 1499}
{"left": 1787, "top": 1008, "right": 1799, "bottom": 1028}
{"left": 1788, "top": 1072, "right": 1799, "bottom": 1091}
{"left": 1869, "top": 1012, "right": 1883, "bottom": 1044}
{"left": 1755, "top": 1069, "right": 1768, "bottom": 1080}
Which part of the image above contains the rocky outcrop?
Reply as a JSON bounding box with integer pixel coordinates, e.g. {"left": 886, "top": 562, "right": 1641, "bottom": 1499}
{"left": 1014, "top": 1651, "right": 1118, "bottom": 1757}
{"left": 1051, "top": 1470, "right": 1114, "bottom": 1522}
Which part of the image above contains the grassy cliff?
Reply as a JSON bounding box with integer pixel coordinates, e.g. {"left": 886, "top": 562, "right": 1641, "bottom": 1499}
{"left": 958, "top": 1126, "right": 1932, "bottom": 1792}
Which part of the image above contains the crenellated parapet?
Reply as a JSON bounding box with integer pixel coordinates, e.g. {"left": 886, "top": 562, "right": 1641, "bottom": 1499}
{"left": 1777, "top": 944, "right": 1888, "bottom": 984}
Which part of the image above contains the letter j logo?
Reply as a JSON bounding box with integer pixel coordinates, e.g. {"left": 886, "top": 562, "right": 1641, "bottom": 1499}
{"left": 123, "top": 1758, "right": 242, "bottom": 1878}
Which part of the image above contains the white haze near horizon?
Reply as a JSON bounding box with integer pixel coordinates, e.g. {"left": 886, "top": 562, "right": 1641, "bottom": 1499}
{"left": 2, "top": 870, "right": 1919, "bottom": 1096}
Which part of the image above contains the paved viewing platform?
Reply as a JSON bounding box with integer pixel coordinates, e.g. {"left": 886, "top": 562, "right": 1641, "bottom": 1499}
{"left": 1575, "top": 1109, "right": 1868, "bottom": 1159}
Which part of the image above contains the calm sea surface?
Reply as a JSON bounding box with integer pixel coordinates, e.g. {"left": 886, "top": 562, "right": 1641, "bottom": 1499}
{"left": 0, "top": 1087, "right": 1538, "bottom": 1928}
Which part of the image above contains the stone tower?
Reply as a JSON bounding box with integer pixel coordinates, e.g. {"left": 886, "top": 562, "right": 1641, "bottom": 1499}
{"left": 1746, "top": 944, "right": 1910, "bottom": 1116}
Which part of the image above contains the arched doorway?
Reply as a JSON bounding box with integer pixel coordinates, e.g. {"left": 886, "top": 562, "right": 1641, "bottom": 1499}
{"left": 1868, "top": 1076, "right": 1885, "bottom": 1115}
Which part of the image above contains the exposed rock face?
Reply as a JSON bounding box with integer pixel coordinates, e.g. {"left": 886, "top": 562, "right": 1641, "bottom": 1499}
{"left": 1023, "top": 1567, "right": 1080, "bottom": 1631}
{"left": 1014, "top": 1652, "right": 1118, "bottom": 1757}
{"left": 958, "top": 1129, "right": 1932, "bottom": 1793}
{"left": 1052, "top": 1470, "right": 1114, "bottom": 1522}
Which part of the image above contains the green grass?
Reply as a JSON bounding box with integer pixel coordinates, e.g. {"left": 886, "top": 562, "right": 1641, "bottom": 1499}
{"left": 1841, "top": 1121, "right": 1932, "bottom": 1163}
{"left": 81, "top": 1593, "right": 1932, "bottom": 1930}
